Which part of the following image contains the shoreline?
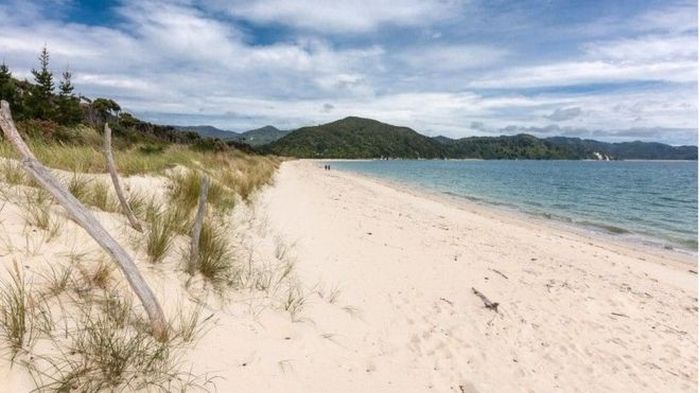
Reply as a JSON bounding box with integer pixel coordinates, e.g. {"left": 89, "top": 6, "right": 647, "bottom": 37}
{"left": 261, "top": 160, "right": 697, "bottom": 392}
{"left": 319, "top": 159, "right": 697, "bottom": 263}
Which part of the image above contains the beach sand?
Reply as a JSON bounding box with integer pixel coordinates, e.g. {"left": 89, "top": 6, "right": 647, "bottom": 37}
{"left": 0, "top": 159, "right": 696, "bottom": 392}
{"left": 231, "top": 159, "right": 697, "bottom": 392}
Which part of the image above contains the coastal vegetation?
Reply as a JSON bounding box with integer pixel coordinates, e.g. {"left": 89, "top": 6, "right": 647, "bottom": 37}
{"left": 174, "top": 124, "right": 290, "bottom": 146}
{"left": 0, "top": 47, "right": 288, "bottom": 392}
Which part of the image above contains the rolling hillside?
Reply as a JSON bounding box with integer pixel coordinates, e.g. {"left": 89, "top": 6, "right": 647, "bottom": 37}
{"left": 238, "top": 125, "right": 289, "bottom": 146}
{"left": 172, "top": 125, "right": 240, "bottom": 140}
{"left": 264, "top": 117, "right": 445, "bottom": 158}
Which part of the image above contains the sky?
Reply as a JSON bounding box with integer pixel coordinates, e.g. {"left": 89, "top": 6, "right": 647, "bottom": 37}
{"left": 0, "top": 0, "right": 697, "bottom": 145}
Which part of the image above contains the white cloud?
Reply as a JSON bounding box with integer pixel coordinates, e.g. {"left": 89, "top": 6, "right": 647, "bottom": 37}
{"left": 584, "top": 34, "right": 697, "bottom": 63}
{"left": 0, "top": 0, "right": 695, "bottom": 145}
{"left": 210, "top": 0, "right": 465, "bottom": 33}
{"left": 398, "top": 45, "right": 508, "bottom": 72}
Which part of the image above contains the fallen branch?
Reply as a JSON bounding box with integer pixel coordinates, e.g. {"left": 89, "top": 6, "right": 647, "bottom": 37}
{"left": 488, "top": 268, "right": 509, "bottom": 280}
{"left": 0, "top": 101, "right": 167, "bottom": 340}
{"left": 104, "top": 123, "right": 142, "bottom": 232}
{"left": 189, "top": 175, "right": 209, "bottom": 272}
{"left": 472, "top": 287, "right": 499, "bottom": 312}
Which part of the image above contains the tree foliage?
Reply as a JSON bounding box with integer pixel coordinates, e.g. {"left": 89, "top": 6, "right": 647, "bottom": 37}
{"left": 28, "top": 46, "right": 56, "bottom": 120}
{"left": 265, "top": 117, "right": 698, "bottom": 160}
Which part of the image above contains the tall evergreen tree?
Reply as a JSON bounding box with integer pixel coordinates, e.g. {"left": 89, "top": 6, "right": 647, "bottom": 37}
{"left": 28, "top": 46, "right": 55, "bottom": 119}
{"left": 59, "top": 69, "right": 74, "bottom": 96}
{"left": 56, "top": 67, "right": 82, "bottom": 125}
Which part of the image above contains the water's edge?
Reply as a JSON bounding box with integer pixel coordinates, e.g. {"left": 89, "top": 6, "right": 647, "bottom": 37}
{"left": 323, "top": 160, "right": 698, "bottom": 258}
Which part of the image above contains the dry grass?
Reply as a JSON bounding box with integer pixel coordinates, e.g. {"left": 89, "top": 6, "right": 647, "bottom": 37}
{"left": 1, "top": 139, "right": 280, "bottom": 184}
{"left": 20, "top": 189, "right": 63, "bottom": 240}
{"left": 186, "top": 221, "right": 237, "bottom": 290}
{"left": 282, "top": 285, "right": 306, "bottom": 322}
{"left": 0, "top": 263, "right": 49, "bottom": 360}
{"left": 168, "top": 170, "right": 237, "bottom": 213}
{"left": 28, "top": 304, "right": 213, "bottom": 392}
{"left": 0, "top": 159, "right": 27, "bottom": 185}
{"left": 66, "top": 175, "right": 120, "bottom": 213}
{"left": 6, "top": 259, "right": 218, "bottom": 392}
{"left": 145, "top": 208, "right": 184, "bottom": 263}
{"left": 0, "top": 126, "right": 286, "bottom": 392}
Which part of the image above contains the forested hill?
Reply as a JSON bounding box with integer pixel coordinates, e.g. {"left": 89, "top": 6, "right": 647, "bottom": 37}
{"left": 264, "top": 117, "right": 445, "bottom": 158}
{"left": 544, "top": 137, "right": 698, "bottom": 160}
{"left": 264, "top": 117, "right": 698, "bottom": 160}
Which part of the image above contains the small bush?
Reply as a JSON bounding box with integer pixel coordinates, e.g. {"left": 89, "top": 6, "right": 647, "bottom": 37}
{"left": 138, "top": 143, "right": 166, "bottom": 155}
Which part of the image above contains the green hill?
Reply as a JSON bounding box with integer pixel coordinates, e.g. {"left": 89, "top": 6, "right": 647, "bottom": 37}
{"left": 238, "top": 125, "right": 289, "bottom": 146}
{"left": 440, "top": 134, "right": 582, "bottom": 159}
{"left": 264, "top": 117, "right": 697, "bottom": 160}
{"left": 265, "top": 117, "right": 445, "bottom": 158}
{"left": 172, "top": 125, "right": 240, "bottom": 140}
{"left": 545, "top": 137, "right": 698, "bottom": 160}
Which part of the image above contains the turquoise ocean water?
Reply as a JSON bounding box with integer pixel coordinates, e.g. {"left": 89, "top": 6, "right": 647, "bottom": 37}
{"left": 330, "top": 160, "right": 698, "bottom": 252}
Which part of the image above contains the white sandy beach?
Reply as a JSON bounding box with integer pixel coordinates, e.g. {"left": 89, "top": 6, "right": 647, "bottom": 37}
{"left": 1, "top": 159, "right": 697, "bottom": 392}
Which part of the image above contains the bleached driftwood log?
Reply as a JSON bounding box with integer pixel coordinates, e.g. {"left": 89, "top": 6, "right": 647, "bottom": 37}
{"left": 189, "top": 176, "right": 210, "bottom": 272}
{"left": 0, "top": 101, "right": 167, "bottom": 340}
{"left": 104, "top": 123, "right": 142, "bottom": 232}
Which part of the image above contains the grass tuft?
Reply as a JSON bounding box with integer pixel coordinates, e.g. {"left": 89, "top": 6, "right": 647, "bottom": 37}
{"left": 0, "top": 263, "right": 37, "bottom": 359}
{"left": 168, "top": 170, "right": 236, "bottom": 214}
{"left": 21, "top": 189, "right": 62, "bottom": 240}
{"left": 187, "top": 221, "right": 237, "bottom": 290}
{"left": 1, "top": 160, "right": 27, "bottom": 185}
{"left": 282, "top": 285, "right": 306, "bottom": 322}
{"left": 145, "top": 209, "right": 181, "bottom": 263}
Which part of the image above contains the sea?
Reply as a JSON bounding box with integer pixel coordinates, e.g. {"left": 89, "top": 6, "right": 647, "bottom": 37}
{"left": 330, "top": 160, "right": 698, "bottom": 253}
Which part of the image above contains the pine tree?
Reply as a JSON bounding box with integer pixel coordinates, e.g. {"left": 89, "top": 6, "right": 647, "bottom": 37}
{"left": 0, "top": 62, "right": 15, "bottom": 99}
{"left": 0, "top": 62, "right": 23, "bottom": 118}
{"left": 59, "top": 69, "right": 74, "bottom": 96}
{"left": 29, "top": 46, "right": 55, "bottom": 119}
{"left": 56, "top": 67, "right": 82, "bottom": 125}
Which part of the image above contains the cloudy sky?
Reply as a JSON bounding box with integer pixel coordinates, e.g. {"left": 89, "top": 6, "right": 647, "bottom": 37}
{"left": 0, "top": 0, "right": 697, "bottom": 144}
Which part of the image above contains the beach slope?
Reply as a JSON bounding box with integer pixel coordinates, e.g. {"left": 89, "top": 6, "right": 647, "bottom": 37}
{"left": 257, "top": 159, "right": 697, "bottom": 392}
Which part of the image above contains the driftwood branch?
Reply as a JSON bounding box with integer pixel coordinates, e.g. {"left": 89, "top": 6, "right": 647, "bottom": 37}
{"left": 104, "top": 123, "right": 142, "bottom": 232}
{"left": 189, "top": 176, "right": 209, "bottom": 272}
{"left": 488, "top": 268, "right": 509, "bottom": 280}
{"left": 472, "top": 287, "right": 499, "bottom": 312}
{"left": 0, "top": 101, "right": 167, "bottom": 340}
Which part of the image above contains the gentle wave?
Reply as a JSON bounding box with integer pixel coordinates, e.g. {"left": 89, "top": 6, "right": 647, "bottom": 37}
{"left": 332, "top": 160, "right": 698, "bottom": 251}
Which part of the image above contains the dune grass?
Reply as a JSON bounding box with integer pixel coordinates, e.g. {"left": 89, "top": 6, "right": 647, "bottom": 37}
{"left": 0, "top": 264, "right": 33, "bottom": 359}
{"left": 186, "top": 221, "right": 237, "bottom": 290}
{"left": 8, "top": 258, "right": 217, "bottom": 392}
{"left": 0, "top": 139, "right": 280, "bottom": 182}
{"left": 0, "top": 159, "right": 27, "bottom": 185}
{"left": 28, "top": 300, "right": 213, "bottom": 392}
{"left": 20, "top": 189, "right": 63, "bottom": 240}
{"left": 0, "top": 124, "right": 285, "bottom": 391}
{"left": 145, "top": 209, "right": 182, "bottom": 263}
